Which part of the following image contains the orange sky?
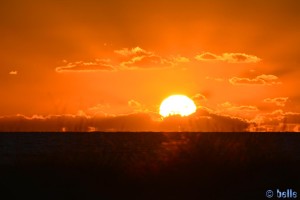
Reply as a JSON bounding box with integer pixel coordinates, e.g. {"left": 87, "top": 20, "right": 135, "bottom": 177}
{"left": 1, "top": 0, "right": 300, "bottom": 131}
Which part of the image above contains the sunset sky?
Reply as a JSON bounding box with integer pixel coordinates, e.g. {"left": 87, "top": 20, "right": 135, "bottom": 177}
{"left": 1, "top": 0, "right": 300, "bottom": 131}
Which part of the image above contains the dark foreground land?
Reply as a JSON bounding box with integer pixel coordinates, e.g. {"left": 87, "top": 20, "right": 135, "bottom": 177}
{"left": 0, "top": 132, "right": 300, "bottom": 200}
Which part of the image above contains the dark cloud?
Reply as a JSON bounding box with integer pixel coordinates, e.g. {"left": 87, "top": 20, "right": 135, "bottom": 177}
{"left": 159, "top": 110, "right": 249, "bottom": 132}
{"left": 0, "top": 111, "right": 250, "bottom": 132}
{"left": 0, "top": 113, "right": 159, "bottom": 132}
{"left": 284, "top": 112, "right": 300, "bottom": 124}
{"left": 250, "top": 110, "right": 300, "bottom": 132}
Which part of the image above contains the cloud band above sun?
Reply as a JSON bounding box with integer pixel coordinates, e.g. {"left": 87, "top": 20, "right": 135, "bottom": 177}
{"left": 55, "top": 47, "right": 261, "bottom": 73}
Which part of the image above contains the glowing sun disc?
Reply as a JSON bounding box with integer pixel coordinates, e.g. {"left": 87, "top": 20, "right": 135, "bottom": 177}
{"left": 159, "top": 95, "right": 197, "bottom": 117}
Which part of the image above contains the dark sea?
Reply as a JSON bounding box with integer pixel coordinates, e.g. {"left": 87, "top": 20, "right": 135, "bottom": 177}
{"left": 0, "top": 132, "right": 300, "bottom": 200}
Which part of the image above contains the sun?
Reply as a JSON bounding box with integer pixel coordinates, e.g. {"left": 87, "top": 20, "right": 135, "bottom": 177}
{"left": 159, "top": 95, "right": 197, "bottom": 117}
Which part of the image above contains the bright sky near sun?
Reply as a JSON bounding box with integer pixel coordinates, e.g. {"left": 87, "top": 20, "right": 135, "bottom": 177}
{"left": 1, "top": 0, "right": 300, "bottom": 131}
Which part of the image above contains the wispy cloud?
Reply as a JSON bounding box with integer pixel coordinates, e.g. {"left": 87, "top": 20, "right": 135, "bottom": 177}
{"left": 222, "top": 53, "right": 261, "bottom": 63}
{"left": 127, "top": 99, "right": 148, "bottom": 112}
{"left": 55, "top": 60, "right": 115, "bottom": 72}
{"left": 9, "top": 71, "right": 18, "bottom": 75}
{"left": 56, "top": 47, "right": 185, "bottom": 72}
{"left": 205, "top": 76, "right": 224, "bottom": 82}
{"left": 195, "top": 52, "right": 261, "bottom": 63}
{"left": 171, "top": 55, "right": 190, "bottom": 63}
{"left": 120, "top": 54, "right": 173, "bottom": 69}
{"left": 216, "top": 101, "right": 259, "bottom": 120}
{"left": 195, "top": 52, "right": 220, "bottom": 61}
{"left": 229, "top": 74, "right": 282, "bottom": 85}
{"left": 56, "top": 48, "right": 262, "bottom": 73}
{"left": 192, "top": 93, "right": 207, "bottom": 103}
{"left": 114, "top": 47, "right": 151, "bottom": 57}
{"left": 263, "top": 97, "right": 289, "bottom": 107}
{"left": 116, "top": 47, "right": 175, "bottom": 69}
{"left": 219, "top": 102, "right": 259, "bottom": 112}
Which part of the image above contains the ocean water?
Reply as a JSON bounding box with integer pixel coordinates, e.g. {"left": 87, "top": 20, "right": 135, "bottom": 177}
{"left": 0, "top": 132, "right": 300, "bottom": 199}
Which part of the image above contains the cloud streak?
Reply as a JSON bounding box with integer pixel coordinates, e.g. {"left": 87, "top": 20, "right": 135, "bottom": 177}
{"left": 116, "top": 47, "right": 176, "bottom": 69}
{"left": 55, "top": 60, "right": 115, "bottom": 72}
{"left": 205, "top": 76, "right": 224, "bottom": 82}
{"left": 120, "top": 54, "right": 173, "bottom": 69}
{"left": 229, "top": 74, "right": 282, "bottom": 85}
{"left": 216, "top": 102, "right": 259, "bottom": 120}
{"left": 55, "top": 48, "right": 261, "bottom": 73}
{"left": 219, "top": 102, "right": 259, "bottom": 112}
{"left": 9, "top": 71, "right": 18, "bottom": 75}
{"left": 114, "top": 47, "right": 151, "bottom": 57}
{"left": 263, "top": 97, "right": 289, "bottom": 107}
{"left": 195, "top": 52, "right": 261, "bottom": 63}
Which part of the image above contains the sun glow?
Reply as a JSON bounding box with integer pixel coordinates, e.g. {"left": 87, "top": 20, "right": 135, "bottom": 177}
{"left": 159, "top": 95, "right": 197, "bottom": 117}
